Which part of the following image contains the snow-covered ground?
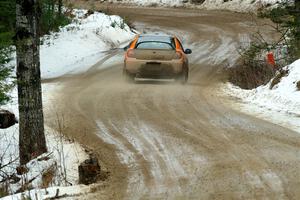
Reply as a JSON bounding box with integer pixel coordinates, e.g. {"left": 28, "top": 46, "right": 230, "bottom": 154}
{"left": 0, "top": 85, "right": 90, "bottom": 199}
{"left": 40, "top": 9, "right": 134, "bottom": 79}
{"left": 6, "top": 9, "right": 135, "bottom": 80}
{"left": 107, "top": 0, "right": 291, "bottom": 12}
{"left": 199, "top": 0, "right": 292, "bottom": 12}
{"left": 224, "top": 59, "right": 300, "bottom": 133}
{"left": 0, "top": 185, "right": 91, "bottom": 200}
{"left": 0, "top": 9, "right": 135, "bottom": 199}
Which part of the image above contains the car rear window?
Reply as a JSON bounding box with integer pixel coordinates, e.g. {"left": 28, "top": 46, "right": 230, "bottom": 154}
{"left": 135, "top": 35, "right": 176, "bottom": 50}
{"left": 136, "top": 41, "right": 174, "bottom": 50}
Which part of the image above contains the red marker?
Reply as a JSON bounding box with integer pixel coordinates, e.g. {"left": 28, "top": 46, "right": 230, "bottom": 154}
{"left": 267, "top": 52, "right": 276, "bottom": 66}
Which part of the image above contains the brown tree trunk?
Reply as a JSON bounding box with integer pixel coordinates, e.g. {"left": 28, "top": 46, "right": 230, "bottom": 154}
{"left": 58, "top": 0, "right": 63, "bottom": 16}
{"left": 15, "top": 0, "right": 47, "bottom": 165}
{"left": 295, "top": 1, "right": 300, "bottom": 43}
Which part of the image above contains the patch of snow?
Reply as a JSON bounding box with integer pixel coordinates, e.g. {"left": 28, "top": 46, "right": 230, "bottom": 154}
{"left": 244, "top": 170, "right": 284, "bottom": 196}
{"left": 261, "top": 171, "right": 283, "bottom": 191}
{"left": 0, "top": 185, "right": 91, "bottom": 200}
{"left": 244, "top": 171, "right": 264, "bottom": 188}
{"left": 206, "top": 34, "right": 238, "bottom": 67}
{"left": 95, "top": 121, "right": 146, "bottom": 199}
{"left": 224, "top": 59, "right": 300, "bottom": 133}
{"left": 96, "top": 121, "right": 136, "bottom": 165}
{"left": 201, "top": 0, "right": 292, "bottom": 12}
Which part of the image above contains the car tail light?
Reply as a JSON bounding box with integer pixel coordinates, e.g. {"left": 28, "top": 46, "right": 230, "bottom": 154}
{"left": 174, "top": 51, "right": 183, "bottom": 59}
{"left": 127, "top": 49, "right": 135, "bottom": 58}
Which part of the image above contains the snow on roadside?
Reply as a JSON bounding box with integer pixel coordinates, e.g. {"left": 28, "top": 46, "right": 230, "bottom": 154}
{"left": 224, "top": 59, "right": 300, "bottom": 133}
{"left": 107, "top": 0, "right": 291, "bottom": 12}
{"left": 7, "top": 9, "right": 135, "bottom": 80}
{"left": 39, "top": 9, "right": 134, "bottom": 79}
{"left": 0, "top": 185, "right": 91, "bottom": 200}
{"left": 0, "top": 84, "right": 89, "bottom": 198}
{"left": 34, "top": 9, "right": 134, "bottom": 79}
{"left": 200, "top": 0, "right": 292, "bottom": 12}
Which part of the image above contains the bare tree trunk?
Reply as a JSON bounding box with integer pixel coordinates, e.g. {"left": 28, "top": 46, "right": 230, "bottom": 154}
{"left": 295, "top": 1, "right": 300, "bottom": 45}
{"left": 15, "top": 0, "right": 47, "bottom": 165}
{"left": 51, "top": 0, "right": 55, "bottom": 15}
{"left": 58, "top": 0, "right": 63, "bottom": 16}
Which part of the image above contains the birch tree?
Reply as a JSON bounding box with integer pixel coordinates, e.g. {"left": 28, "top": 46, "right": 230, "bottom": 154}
{"left": 15, "top": 0, "right": 47, "bottom": 165}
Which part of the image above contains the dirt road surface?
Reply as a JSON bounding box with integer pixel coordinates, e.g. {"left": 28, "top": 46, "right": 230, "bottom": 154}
{"left": 46, "top": 6, "right": 300, "bottom": 200}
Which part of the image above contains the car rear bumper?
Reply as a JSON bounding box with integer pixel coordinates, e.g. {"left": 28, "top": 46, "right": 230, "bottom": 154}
{"left": 124, "top": 58, "right": 184, "bottom": 78}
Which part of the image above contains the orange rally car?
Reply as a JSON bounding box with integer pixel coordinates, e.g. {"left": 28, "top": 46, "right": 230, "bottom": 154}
{"left": 123, "top": 34, "right": 192, "bottom": 84}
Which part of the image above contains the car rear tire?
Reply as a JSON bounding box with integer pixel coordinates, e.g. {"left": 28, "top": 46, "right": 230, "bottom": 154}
{"left": 177, "top": 68, "right": 188, "bottom": 84}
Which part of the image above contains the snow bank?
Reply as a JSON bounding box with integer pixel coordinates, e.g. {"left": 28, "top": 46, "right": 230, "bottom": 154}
{"left": 200, "top": 0, "right": 291, "bottom": 12}
{"left": 0, "top": 185, "right": 91, "bottom": 200}
{"left": 225, "top": 59, "right": 300, "bottom": 132}
{"left": 106, "top": 0, "right": 291, "bottom": 12}
{"left": 0, "top": 84, "right": 88, "bottom": 197}
{"left": 37, "top": 9, "right": 135, "bottom": 79}
{"left": 7, "top": 10, "right": 135, "bottom": 80}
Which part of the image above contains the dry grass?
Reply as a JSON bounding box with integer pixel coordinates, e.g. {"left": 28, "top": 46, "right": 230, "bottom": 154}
{"left": 228, "top": 61, "right": 275, "bottom": 89}
{"left": 98, "top": 170, "right": 110, "bottom": 181}
{"left": 270, "top": 69, "right": 289, "bottom": 89}
{"left": 83, "top": 9, "right": 94, "bottom": 18}
{"left": 149, "top": 2, "right": 158, "bottom": 7}
{"left": 123, "top": 17, "right": 135, "bottom": 30}
{"left": 296, "top": 81, "right": 300, "bottom": 91}
{"left": 41, "top": 165, "right": 56, "bottom": 188}
{"left": 0, "top": 184, "right": 9, "bottom": 198}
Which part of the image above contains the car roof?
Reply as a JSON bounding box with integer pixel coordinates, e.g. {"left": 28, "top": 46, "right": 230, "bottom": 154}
{"left": 138, "top": 34, "right": 174, "bottom": 43}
